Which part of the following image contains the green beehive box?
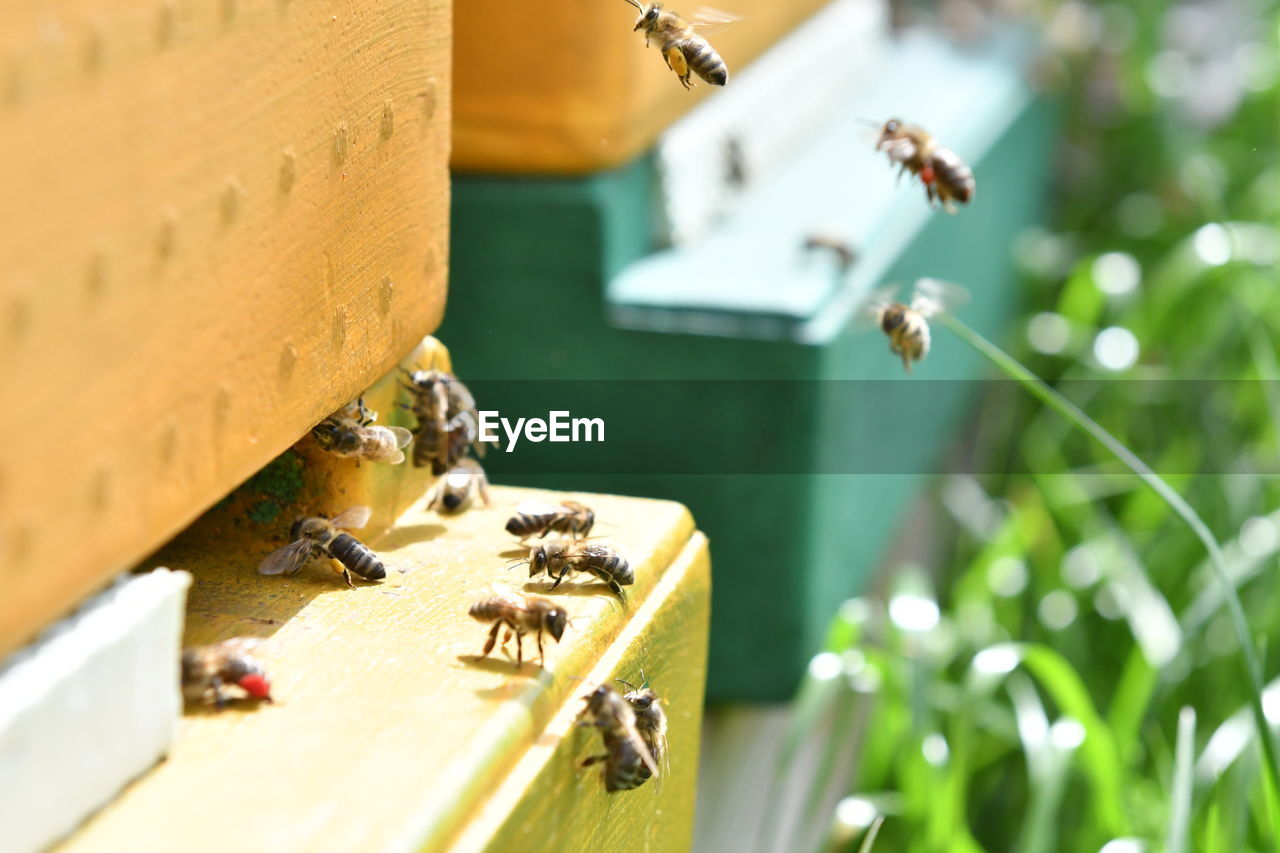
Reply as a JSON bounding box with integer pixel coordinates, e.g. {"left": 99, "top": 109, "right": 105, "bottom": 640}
{"left": 441, "top": 32, "right": 1058, "bottom": 700}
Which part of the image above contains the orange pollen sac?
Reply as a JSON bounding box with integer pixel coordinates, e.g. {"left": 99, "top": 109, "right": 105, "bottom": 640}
{"left": 920, "top": 165, "right": 936, "bottom": 184}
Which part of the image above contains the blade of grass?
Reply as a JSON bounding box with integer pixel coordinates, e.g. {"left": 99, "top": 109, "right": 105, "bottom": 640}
{"left": 1019, "top": 644, "right": 1126, "bottom": 836}
{"left": 940, "top": 312, "right": 1280, "bottom": 809}
{"left": 857, "top": 817, "right": 884, "bottom": 853}
{"left": 1167, "top": 707, "right": 1196, "bottom": 853}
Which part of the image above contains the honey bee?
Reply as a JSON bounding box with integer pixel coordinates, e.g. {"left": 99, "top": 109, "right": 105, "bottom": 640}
{"left": 257, "top": 505, "right": 385, "bottom": 588}
{"left": 467, "top": 588, "right": 568, "bottom": 667}
{"left": 874, "top": 118, "right": 975, "bottom": 212}
{"left": 428, "top": 457, "right": 491, "bottom": 513}
{"left": 866, "top": 278, "right": 968, "bottom": 373}
{"left": 803, "top": 233, "right": 858, "bottom": 273}
{"left": 505, "top": 499, "right": 596, "bottom": 541}
{"left": 527, "top": 540, "right": 633, "bottom": 599}
{"left": 625, "top": 1, "right": 735, "bottom": 90}
{"left": 311, "top": 397, "right": 412, "bottom": 465}
{"left": 620, "top": 679, "right": 669, "bottom": 781}
{"left": 578, "top": 683, "right": 660, "bottom": 792}
{"left": 181, "top": 637, "right": 273, "bottom": 709}
{"left": 401, "top": 368, "right": 483, "bottom": 475}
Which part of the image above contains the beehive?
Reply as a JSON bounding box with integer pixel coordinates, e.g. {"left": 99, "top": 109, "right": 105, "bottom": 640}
{"left": 451, "top": 0, "right": 831, "bottom": 174}
{"left": 0, "top": 0, "right": 451, "bottom": 659}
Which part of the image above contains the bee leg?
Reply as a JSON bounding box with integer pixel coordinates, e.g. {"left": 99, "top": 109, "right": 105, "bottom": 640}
{"left": 581, "top": 754, "right": 608, "bottom": 768}
{"left": 663, "top": 45, "right": 692, "bottom": 89}
{"left": 548, "top": 571, "right": 565, "bottom": 591}
{"left": 515, "top": 631, "right": 524, "bottom": 666}
{"left": 482, "top": 621, "right": 502, "bottom": 657}
{"left": 331, "top": 559, "right": 355, "bottom": 589}
{"left": 608, "top": 579, "right": 626, "bottom": 600}
{"left": 211, "top": 677, "right": 226, "bottom": 710}
{"left": 536, "top": 631, "right": 545, "bottom": 665}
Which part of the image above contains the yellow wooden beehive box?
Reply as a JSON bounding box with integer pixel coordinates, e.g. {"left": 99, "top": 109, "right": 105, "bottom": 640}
{"left": 1, "top": 2, "right": 715, "bottom": 850}
{"left": 451, "top": 0, "right": 832, "bottom": 174}
{"left": 0, "top": 0, "right": 450, "bottom": 659}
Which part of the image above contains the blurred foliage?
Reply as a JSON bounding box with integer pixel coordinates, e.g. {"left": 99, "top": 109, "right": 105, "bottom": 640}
{"left": 778, "top": 0, "right": 1280, "bottom": 850}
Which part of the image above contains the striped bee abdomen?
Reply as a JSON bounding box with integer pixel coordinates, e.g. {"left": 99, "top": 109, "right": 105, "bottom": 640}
{"left": 681, "top": 37, "right": 727, "bottom": 86}
{"left": 328, "top": 533, "right": 385, "bottom": 580}
{"left": 583, "top": 545, "right": 633, "bottom": 587}
{"left": 600, "top": 730, "right": 651, "bottom": 792}
{"left": 467, "top": 598, "right": 509, "bottom": 623}
{"left": 930, "top": 148, "right": 974, "bottom": 203}
{"left": 505, "top": 511, "right": 549, "bottom": 539}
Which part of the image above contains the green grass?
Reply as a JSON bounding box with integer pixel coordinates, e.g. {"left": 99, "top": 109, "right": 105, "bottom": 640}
{"left": 771, "top": 0, "right": 1280, "bottom": 849}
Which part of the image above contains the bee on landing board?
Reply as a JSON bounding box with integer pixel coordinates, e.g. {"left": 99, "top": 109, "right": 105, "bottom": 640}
{"left": 258, "top": 505, "right": 385, "bottom": 588}
{"left": 311, "top": 397, "right": 412, "bottom": 465}
{"left": 505, "top": 499, "right": 596, "bottom": 541}
{"left": 619, "top": 678, "right": 670, "bottom": 783}
{"left": 400, "top": 367, "right": 484, "bottom": 475}
{"left": 578, "top": 683, "right": 661, "bottom": 792}
{"left": 874, "top": 118, "right": 975, "bottom": 212}
{"left": 625, "top": 1, "right": 735, "bottom": 90}
{"left": 527, "top": 540, "right": 633, "bottom": 600}
{"left": 428, "top": 457, "right": 491, "bottom": 514}
{"left": 865, "top": 278, "right": 969, "bottom": 373}
{"left": 467, "top": 588, "right": 568, "bottom": 667}
{"left": 181, "top": 637, "right": 273, "bottom": 709}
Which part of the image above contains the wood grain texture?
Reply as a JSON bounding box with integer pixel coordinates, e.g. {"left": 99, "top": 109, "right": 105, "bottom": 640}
{"left": 451, "top": 0, "right": 829, "bottom": 174}
{"left": 54, "top": 486, "right": 708, "bottom": 853}
{"left": 0, "top": 0, "right": 451, "bottom": 658}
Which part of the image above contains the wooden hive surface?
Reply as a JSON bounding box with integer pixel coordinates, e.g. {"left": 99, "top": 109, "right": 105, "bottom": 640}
{"left": 55, "top": 486, "right": 710, "bottom": 853}
{"left": 451, "top": 0, "right": 829, "bottom": 174}
{"left": 0, "top": 0, "right": 451, "bottom": 658}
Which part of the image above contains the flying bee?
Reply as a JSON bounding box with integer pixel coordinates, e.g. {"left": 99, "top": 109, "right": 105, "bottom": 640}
{"left": 865, "top": 278, "right": 968, "bottom": 373}
{"left": 527, "top": 540, "right": 633, "bottom": 599}
{"left": 619, "top": 679, "right": 669, "bottom": 782}
{"left": 181, "top": 637, "right": 273, "bottom": 709}
{"left": 401, "top": 368, "right": 484, "bottom": 475}
{"left": 257, "top": 505, "right": 385, "bottom": 588}
{"left": 578, "top": 683, "right": 660, "bottom": 792}
{"left": 625, "top": 1, "right": 735, "bottom": 90}
{"left": 428, "top": 457, "right": 491, "bottom": 513}
{"left": 467, "top": 588, "right": 568, "bottom": 667}
{"left": 505, "top": 499, "right": 596, "bottom": 541}
{"left": 874, "top": 118, "right": 975, "bottom": 212}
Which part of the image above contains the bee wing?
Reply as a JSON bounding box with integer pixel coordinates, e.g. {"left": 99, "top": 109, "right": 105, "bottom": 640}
{"left": 853, "top": 285, "right": 899, "bottom": 331}
{"left": 515, "top": 499, "right": 562, "bottom": 517}
{"left": 690, "top": 7, "right": 741, "bottom": 33}
{"left": 210, "top": 636, "right": 265, "bottom": 657}
{"left": 386, "top": 426, "right": 414, "bottom": 449}
{"left": 329, "top": 505, "right": 373, "bottom": 530}
{"left": 482, "top": 581, "right": 532, "bottom": 610}
{"left": 258, "top": 539, "right": 312, "bottom": 576}
{"left": 626, "top": 723, "right": 661, "bottom": 779}
{"left": 911, "top": 277, "right": 969, "bottom": 317}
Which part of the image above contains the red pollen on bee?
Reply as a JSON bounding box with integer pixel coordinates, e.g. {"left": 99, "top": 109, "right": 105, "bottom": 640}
{"left": 238, "top": 674, "right": 273, "bottom": 701}
{"left": 920, "top": 165, "right": 936, "bottom": 184}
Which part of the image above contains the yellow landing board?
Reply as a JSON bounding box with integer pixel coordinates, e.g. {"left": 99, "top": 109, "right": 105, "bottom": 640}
{"left": 56, "top": 487, "right": 709, "bottom": 853}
